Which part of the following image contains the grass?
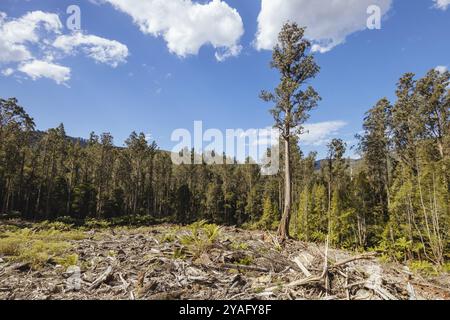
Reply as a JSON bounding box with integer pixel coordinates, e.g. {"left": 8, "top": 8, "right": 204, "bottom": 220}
{"left": 35, "top": 220, "right": 75, "bottom": 232}
{"left": 0, "top": 226, "right": 85, "bottom": 269}
{"left": 162, "top": 233, "right": 176, "bottom": 243}
{"left": 238, "top": 256, "right": 254, "bottom": 266}
{"left": 0, "top": 220, "right": 221, "bottom": 268}
{"left": 254, "top": 287, "right": 264, "bottom": 294}
{"left": 0, "top": 237, "right": 22, "bottom": 256}
{"left": 443, "top": 263, "right": 450, "bottom": 273}
{"left": 407, "top": 260, "right": 450, "bottom": 276}
{"left": 84, "top": 218, "right": 111, "bottom": 229}
{"left": 53, "top": 254, "right": 79, "bottom": 267}
{"left": 173, "top": 247, "right": 187, "bottom": 260}
{"left": 230, "top": 241, "right": 249, "bottom": 251}
{"left": 15, "top": 240, "right": 71, "bottom": 268}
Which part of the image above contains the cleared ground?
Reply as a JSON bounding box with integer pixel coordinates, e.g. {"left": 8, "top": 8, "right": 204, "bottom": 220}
{"left": 0, "top": 220, "right": 449, "bottom": 300}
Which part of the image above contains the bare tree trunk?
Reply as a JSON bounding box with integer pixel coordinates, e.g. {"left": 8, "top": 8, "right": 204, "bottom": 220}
{"left": 278, "top": 136, "right": 291, "bottom": 240}
{"left": 437, "top": 140, "right": 444, "bottom": 160}
{"left": 17, "top": 151, "right": 26, "bottom": 212}
{"left": 66, "top": 161, "right": 75, "bottom": 216}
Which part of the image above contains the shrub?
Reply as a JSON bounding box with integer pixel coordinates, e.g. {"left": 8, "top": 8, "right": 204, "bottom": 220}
{"left": 53, "top": 254, "right": 79, "bottom": 268}
{"left": 179, "top": 220, "right": 222, "bottom": 257}
{"left": 15, "top": 240, "right": 71, "bottom": 269}
{"left": 0, "top": 237, "right": 22, "bottom": 256}
{"left": 55, "top": 216, "right": 78, "bottom": 225}
{"left": 36, "top": 220, "right": 74, "bottom": 232}
{"left": 409, "top": 260, "right": 437, "bottom": 275}
{"left": 84, "top": 218, "right": 111, "bottom": 229}
{"left": 0, "top": 227, "right": 84, "bottom": 269}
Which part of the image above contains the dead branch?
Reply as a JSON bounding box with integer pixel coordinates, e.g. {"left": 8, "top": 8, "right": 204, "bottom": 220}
{"left": 331, "top": 252, "right": 378, "bottom": 269}
{"left": 292, "top": 257, "right": 312, "bottom": 277}
{"left": 218, "top": 263, "right": 269, "bottom": 273}
{"left": 89, "top": 266, "right": 113, "bottom": 290}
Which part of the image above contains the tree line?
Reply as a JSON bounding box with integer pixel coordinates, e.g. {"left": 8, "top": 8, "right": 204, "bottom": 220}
{"left": 0, "top": 23, "right": 448, "bottom": 265}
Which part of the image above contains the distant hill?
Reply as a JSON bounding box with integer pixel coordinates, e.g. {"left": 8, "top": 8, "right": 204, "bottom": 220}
{"left": 31, "top": 130, "right": 89, "bottom": 147}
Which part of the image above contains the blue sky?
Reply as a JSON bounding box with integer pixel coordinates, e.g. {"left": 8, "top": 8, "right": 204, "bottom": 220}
{"left": 0, "top": 0, "right": 449, "bottom": 158}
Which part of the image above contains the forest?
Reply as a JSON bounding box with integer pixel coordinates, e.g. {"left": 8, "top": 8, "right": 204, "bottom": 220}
{"left": 0, "top": 23, "right": 449, "bottom": 270}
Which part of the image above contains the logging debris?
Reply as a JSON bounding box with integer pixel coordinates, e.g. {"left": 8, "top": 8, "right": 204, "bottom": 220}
{"left": 0, "top": 222, "right": 449, "bottom": 300}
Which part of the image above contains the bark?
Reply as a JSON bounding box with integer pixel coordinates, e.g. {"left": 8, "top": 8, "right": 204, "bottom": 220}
{"left": 278, "top": 136, "right": 291, "bottom": 240}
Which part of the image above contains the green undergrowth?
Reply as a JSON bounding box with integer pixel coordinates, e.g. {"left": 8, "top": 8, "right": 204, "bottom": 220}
{"left": 0, "top": 225, "right": 85, "bottom": 269}
{"left": 178, "top": 220, "right": 222, "bottom": 257}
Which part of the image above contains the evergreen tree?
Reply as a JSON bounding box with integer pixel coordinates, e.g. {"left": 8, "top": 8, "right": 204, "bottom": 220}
{"left": 358, "top": 98, "right": 392, "bottom": 223}
{"left": 260, "top": 23, "right": 321, "bottom": 240}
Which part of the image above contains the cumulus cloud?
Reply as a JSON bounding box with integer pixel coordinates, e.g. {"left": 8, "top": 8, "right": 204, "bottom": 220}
{"left": 433, "top": 0, "right": 450, "bottom": 10}
{"left": 53, "top": 33, "right": 129, "bottom": 67}
{"left": 0, "top": 11, "right": 128, "bottom": 84}
{"left": 300, "top": 121, "right": 348, "bottom": 146}
{"left": 255, "top": 0, "right": 392, "bottom": 53}
{"left": 0, "top": 10, "right": 62, "bottom": 63}
{"left": 104, "top": 0, "right": 244, "bottom": 60}
{"left": 18, "top": 60, "right": 71, "bottom": 84}
{"left": 0, "top": 10, "right": 62, "bottom": 43}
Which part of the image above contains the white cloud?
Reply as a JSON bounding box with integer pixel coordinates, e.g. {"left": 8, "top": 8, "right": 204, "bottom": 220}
{"left": 0, "top": 11, "right": 128, "bottom": 84}
{"left": 0, "top": 41, "right": 31, "bottom": 64}
{"left": 0, "top": 10, "right": 62, "bottom": 44}
{"left": 53, "top": 32, "right": 129, "bottom": 67}
{"left": 241, "top": 122, "right": 348, "bottom": 147}
{"left": 215, "top": 45, "right": 242, "bottom": 62}
{"left": 104, "top": 0, "right": 244, "bottom": 60}
{"left": 435, "top": 65, "right": 448, "bottom": 73}
{"left": 88, "top": 0, "right": 106, "bottom": 5}
{"left": 0, "top": 10, "right": 62, "bottom": 63}
{"left": 255, "top": 0, "right": 392, "bottom": 53}
{"left": 1, "top": 68, "right": 14, "bottom": 76}
{"left": 18, "top": 60, "right": 71, "bottom": 84}
{"left": 433, "top": 0, "right": 450, "bottom": 10}
{"left": 300, "top": 121, "right": 348, "bottom": 146}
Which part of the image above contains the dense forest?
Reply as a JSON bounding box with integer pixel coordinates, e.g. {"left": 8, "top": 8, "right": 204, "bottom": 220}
{"left": 0, "top": 24, "right": 448, "bottom": 266}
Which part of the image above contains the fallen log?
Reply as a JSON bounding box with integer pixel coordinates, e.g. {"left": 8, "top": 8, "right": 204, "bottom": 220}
{"left": 265, "top": 237, "right": 330, "bottom": 293}
{"left": 89, "top": 266, "right": 113, "bottom": 290}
